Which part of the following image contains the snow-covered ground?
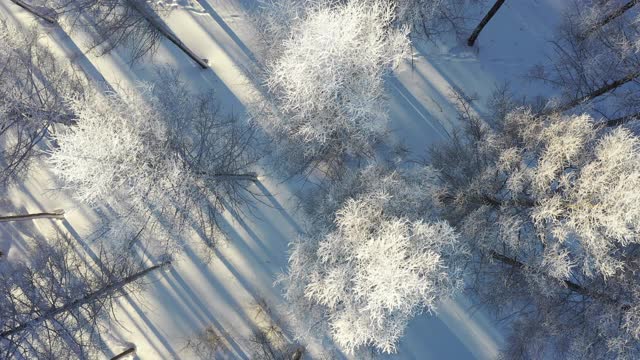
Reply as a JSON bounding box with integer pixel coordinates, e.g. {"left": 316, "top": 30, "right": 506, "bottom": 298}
{"left": 0, "top": 0, "right": 568, "bottom": 358}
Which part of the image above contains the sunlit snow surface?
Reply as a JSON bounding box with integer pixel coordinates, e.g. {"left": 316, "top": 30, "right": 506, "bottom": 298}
{"left": 0, "top": 0, "right": 567, "bottom": 358}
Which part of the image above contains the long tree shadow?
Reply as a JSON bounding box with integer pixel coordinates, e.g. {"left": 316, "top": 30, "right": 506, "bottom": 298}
{"left": 131, "top": 206, "right": 259, "bottom": 358}
{"left": 386, "top": 315, "right": 476, "bottom": 360}
{"left": 253, "top": 181, "right": 304, "bottom": 235}
{"left": 185, "top": 232, "right": 306, "bottom": 359}
{"left": 404, "top": 67, "right": 462, "bottom": 129}
{"left": 47, "top": 26, "right": 114, "bottom": 92}
{"left": 218, "top": 199, "right": 278, "bottom": 263}
{"left": 0, "top": 215, "right": 117, "bottom": 356}
{"left": 385, "top": 78, "right": 452, "bottom": 159}
{"left": 171, "top": 244, "right": 251, "bottom": 359}
{"left": 194, "top": 0, "right": 258, "bottom": 64}
{"left": 219, "top": 203, "right": 292, "bottom": 275}
{"left": 0, "top": 205, "right": 44, "bottom": 258}
{"left": 412, "top": 45, "right": 495, "bottom": 118}
{"left": 167, "top": 266, "right": 248, "bottom": 359}
{"left": 388, "top": 76, "right": 452, "bottom": 141}
{"left": 58, "top": 220, "right": 181, "bottom": 358}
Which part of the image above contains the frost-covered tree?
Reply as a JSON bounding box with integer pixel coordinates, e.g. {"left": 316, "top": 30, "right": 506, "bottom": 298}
{"left": 0, "top": 19, "right": 85, "bottom": 185}
{"left": 431, "top": 100, "right": 640, "bottom": 358}
{"left": 532, "top": 0, "right": 640, "bottom": 121}
{"left": 281, "top": 166, "right": 466, "bottom": 354}
{"left": 0, "top": 235, "right": 170, "bottom": 359}
{"left": 49, "top": 73, "right": 256, "bottom": 247}
{"left": 303, "top": 164, "right": 439, "bottom": 227}
{"left": 254, "top": 0, "right": 409, "bottom": 177}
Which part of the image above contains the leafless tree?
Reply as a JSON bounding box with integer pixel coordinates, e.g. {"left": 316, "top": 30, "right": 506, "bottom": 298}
{"left": 579, "top": 0, "right": 638, "bottom": 40}
{"left": 49, "top": 70, "right": 259, "bottom": 249}
{"left": 43, "top": 0, "right": 207, "bottom": 66}
{"left": 532, "top": 0, "right": 640, "bottom": 122}
{"left": 0, "top": 19, "right": 86, "bottom": 186}
{"left": 0, "top": 234, "right": 171, "bottom": 359}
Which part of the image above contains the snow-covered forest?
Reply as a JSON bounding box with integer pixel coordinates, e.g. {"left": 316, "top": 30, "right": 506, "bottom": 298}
{"left": 1, "top": 0, "right": 640, "bottom": 358}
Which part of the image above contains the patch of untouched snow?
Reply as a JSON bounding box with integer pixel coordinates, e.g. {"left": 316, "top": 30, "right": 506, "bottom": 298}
{"left": 0, "top": 0, "right": 571, "bottom": 358}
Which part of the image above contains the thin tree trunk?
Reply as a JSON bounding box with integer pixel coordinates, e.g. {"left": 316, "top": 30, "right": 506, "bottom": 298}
{"left": 111, "top": 347, "right": 136, "bottom": 360}
{"left": 194, "top": 172, "right": 259, "bottom": 181}
{"left": 9, "top": 0, "right": 57, "bottom": 24}
{"left": 0, "top": 210, "right": 65, "bottom": 223}
{"left": 467, "top": 0, "right": 506, "bottom": 47}
{"left": 125, "top": 0, "right": 208, "bottom": 69}
{"left": 208, "top": 172, "right": 259, "bottom": 182}
{"left": 550, "top": 70, "right": 640, "bottom": 114}
{"left": 489, "top": 250, "right": 620, "bottom": 305}
{"left": 0, "top": 260, "right": 171, "bottom": 339}
{"left": 581, "top": 0, "right": 638, "bottom": 39}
